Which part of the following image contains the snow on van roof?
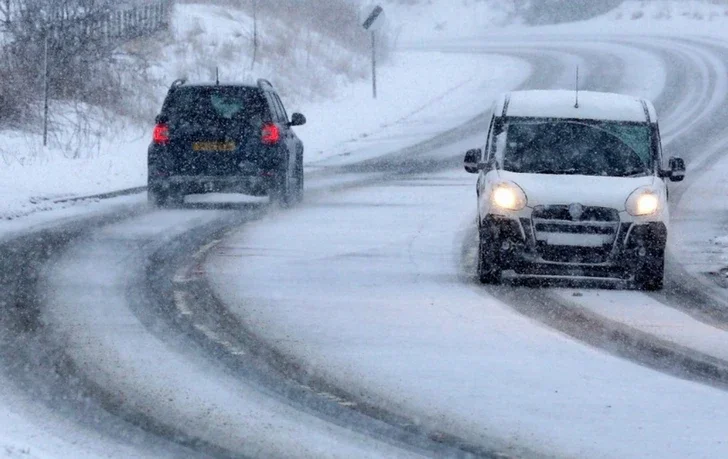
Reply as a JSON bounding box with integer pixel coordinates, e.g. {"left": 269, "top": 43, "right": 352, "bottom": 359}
{"left": 500, "top": 90, "right": 657, "bottom": 122}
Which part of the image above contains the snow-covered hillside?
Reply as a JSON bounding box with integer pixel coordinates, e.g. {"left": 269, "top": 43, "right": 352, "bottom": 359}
{"left": 145, "top": 2, "right": 369, "bottom": 113}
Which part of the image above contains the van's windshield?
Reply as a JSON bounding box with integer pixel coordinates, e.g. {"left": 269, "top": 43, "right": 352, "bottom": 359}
{"left": 498, "top": 120, "right": 654, "bottom": 177}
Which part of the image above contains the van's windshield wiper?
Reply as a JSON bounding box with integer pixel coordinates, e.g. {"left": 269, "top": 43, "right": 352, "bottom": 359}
{"left": 620, "top": 169, "right": 649, "bottom": 177}
{"left": 530, "top": 168, "right": 581, "bottom": 175}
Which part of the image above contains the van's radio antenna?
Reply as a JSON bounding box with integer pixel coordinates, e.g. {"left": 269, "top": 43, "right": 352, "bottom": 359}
{"left": 574, "top": 65, "right": 580, "bottom": 109}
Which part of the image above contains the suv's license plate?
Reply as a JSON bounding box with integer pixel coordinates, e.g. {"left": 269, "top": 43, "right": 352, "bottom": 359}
{"left": 192, "top": 141, "right": 236, "bottom": 152}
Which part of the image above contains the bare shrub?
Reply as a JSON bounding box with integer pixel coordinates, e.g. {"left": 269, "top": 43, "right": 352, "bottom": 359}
{"left": 0, "top": 0, "right": 172, "bottom": 129}
{"left": 178, "top": 0, "right": 375, "bottom": 56}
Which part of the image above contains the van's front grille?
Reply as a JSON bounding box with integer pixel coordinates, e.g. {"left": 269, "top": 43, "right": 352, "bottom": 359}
{"left": 531, "top": 205, "right": 620, "bottom": 264}
{"left": 531, "top": 205, "right": 619, "bottom": 222}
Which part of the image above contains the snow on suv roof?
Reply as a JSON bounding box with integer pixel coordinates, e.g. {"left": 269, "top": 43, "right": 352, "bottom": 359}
{"left": 499, "top": 90, "right": 657, "bottom": 123}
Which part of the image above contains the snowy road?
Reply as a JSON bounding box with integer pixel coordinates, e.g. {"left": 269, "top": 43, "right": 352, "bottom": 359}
{"left": 2, "top": 34, "right": 728, "bottom": 458}
{"left": 207, "top": 36, "right": 728, "bottom": 458}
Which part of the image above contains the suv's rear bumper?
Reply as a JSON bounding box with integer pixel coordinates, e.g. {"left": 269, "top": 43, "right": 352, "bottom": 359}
{"left": 149, "top": 175, "right": 271, "bottom": 196}
{"left": 481, "top": 215, "right": 667, "bottom": 279}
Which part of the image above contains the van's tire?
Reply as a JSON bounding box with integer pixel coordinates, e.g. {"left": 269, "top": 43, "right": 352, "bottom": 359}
{"left": 477, "top": 231, "right": 502, "bottom": 285}
{"left": 634, "top": 249, "right": 665, "bottom": 291}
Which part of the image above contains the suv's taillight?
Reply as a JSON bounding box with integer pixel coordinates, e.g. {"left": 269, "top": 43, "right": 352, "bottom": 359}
{"left": 153, "top": 123, "right": 170, "bottom": 145}
{"left": 261, "top": 123, "right": 280, "bottom": 145}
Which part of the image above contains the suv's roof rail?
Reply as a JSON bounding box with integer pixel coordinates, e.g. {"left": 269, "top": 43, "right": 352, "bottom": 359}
{"left": 257, "top": 78, "right": 274, "bottom": 90}
{"left": 501, "top": 94, "right": 511, "bottom": 117}
{"left": 640, "top": 100, "right": 651, "bottom": 123}
{"left": 170, "top": 78, "right": 187, "bottom": 90}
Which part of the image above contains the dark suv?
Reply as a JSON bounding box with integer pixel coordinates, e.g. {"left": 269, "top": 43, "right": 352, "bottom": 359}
{"left": 148, "top": 79, "right": 306, "bottom": 206}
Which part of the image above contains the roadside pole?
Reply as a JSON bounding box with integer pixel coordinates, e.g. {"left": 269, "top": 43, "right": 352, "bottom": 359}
{"left": 251, "top": 0, "right": 258, "bottom": 71}
{"left": 371, "top": 32, "right": 377, "bottom": 99}
{"left": 361, "top": 5, "right": 385, "bottom": 100}
{"left": 43, "top": 34, "right": 49, "bottom": 147}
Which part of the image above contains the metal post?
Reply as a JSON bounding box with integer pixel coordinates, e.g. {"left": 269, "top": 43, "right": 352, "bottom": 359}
{"left": 43, "top": 34, "right": 49, "bottom": 147}
{"left": 251, "top": 0, "right": 258, "bottom": 71}
{"left": 371, "top": 32, "right": 377, "bottom": 99}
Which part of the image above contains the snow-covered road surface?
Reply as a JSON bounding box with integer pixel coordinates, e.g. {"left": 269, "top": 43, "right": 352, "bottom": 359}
{"left": 208, "top": 170, "right": 728, "bottom": 458}
{"left": 205, "top": 35, "right": 728, "bottom": 458}
{"left": 4, "top": 31, "right": 728, "bottom": 459}
{"left": 41, "top": 209, "right": 433, "bottom": 458}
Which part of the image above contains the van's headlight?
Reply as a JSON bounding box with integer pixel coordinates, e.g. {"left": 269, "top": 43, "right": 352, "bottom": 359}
{"left": 491, "top": 182, "right": 528, "bottom": 211}
{"left": 626, "top": 188, "right": 661, "bottom": 216}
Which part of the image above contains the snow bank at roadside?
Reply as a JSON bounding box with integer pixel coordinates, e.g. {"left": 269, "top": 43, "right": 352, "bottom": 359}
{"left": 0, "top": 122, "right": 148, "bottom": 222}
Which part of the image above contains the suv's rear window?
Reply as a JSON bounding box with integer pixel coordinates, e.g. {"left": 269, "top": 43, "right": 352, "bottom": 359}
{"left": 163, "top": 87, "right": 268, "bottom": 126}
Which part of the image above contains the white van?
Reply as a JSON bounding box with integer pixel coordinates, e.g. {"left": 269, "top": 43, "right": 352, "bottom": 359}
{"left": 464, "top": 90, "right": 685, "bottom": 290}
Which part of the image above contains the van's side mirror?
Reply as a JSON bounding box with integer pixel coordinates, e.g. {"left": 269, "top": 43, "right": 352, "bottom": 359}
{"left": 667, "top": 156, "right": 686, "bottom": 182}
{"left": 464, "top": 148, "right": 482, "bottom": 174}
{"left": 290, "top": 113, "right": 306, "bottom": 127}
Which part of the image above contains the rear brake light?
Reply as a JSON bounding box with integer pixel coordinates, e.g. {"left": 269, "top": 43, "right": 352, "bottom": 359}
{"left": 261, "top": 123, "right": 280, "bottom": 145}
{"left": 153, "top": 123, "right": 170, "bottom": 145}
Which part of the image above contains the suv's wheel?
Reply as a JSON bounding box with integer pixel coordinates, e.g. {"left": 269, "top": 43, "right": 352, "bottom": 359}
{"left": 477, "top": 230, "right": 502, "bottom": 285}
{"left": 165, "top": 192, "right": 184, "bottom": 208}
{"left": 294, "top": 156, "right": 304, "bottom": 204}
{"left": 270, "top": 169, "right": 292, "bottom": 207}
{"left": 634, "top": 249, "right": 665, "bottom": 291}
{"left": 148, "top": 186, "right": 167, "bottom": 207}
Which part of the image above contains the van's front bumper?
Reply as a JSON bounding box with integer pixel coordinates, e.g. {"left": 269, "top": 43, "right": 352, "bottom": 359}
{"left": 480, "top": 214, "right": 667, "bottom": 279}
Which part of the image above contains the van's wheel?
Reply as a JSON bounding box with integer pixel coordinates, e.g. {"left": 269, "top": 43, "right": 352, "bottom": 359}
{"left": 477, "top": 230, "right": 502, "bottom": 285}
{"left": 634, "top": 249, "right": 665, "bottom": 291}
